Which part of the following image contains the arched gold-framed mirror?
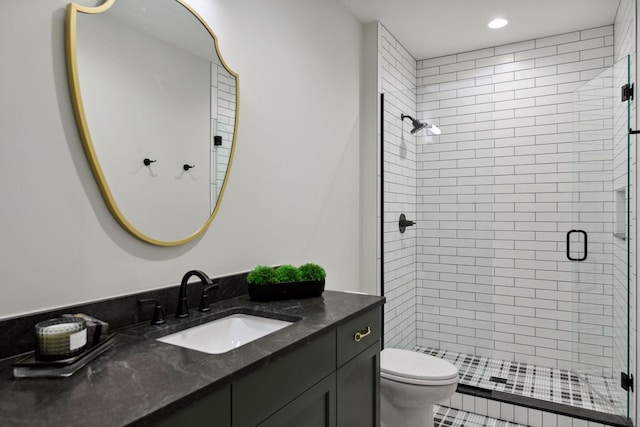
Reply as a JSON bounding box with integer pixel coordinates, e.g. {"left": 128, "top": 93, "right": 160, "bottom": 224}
{"left": 66, "top": 0, "right": 238, "bottom": 246}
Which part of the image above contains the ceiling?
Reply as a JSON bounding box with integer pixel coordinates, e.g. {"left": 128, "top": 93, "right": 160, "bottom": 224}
{"left": 336, "top": 0, "right": 621, "bottom": 60}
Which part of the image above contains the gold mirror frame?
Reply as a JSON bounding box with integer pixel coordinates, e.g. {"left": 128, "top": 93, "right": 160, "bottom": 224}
{"left": 65, "top": 0, "right": 239, "bottom": 246}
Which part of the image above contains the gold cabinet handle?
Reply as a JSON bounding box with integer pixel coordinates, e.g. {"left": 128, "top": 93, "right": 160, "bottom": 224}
{"left": 354, "top": 326, "right": 372, "bottom": 342}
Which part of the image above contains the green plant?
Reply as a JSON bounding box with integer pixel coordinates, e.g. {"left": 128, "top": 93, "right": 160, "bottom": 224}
{"left": 247, "top": 265, "right": 278, "bottom": 285}
{"left": 248, "top": 263, "right": 326, "bottom": 285}
{"left": 297, "top": 263, "right": 326, "bottom": 281}
{"left": 275, "top": 265, "right": 300, "bottom": 283}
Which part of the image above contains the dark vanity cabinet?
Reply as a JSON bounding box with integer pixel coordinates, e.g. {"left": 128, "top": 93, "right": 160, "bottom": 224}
{"left": 236, "top": 306, "right": 381, "bottom": 427}
{"left": 336, "top": 308, "right": 381, "bottom": 426}
{"left": 149, "top": 385, "right": 232, "bottom": 427}
{"left": 233, "top": 332, "right": 336, "bottom": 427}
{"left": 253, "top": 372, "right": 337, "bottom": 427}
{"left": 149, "top": 306, "right": 381, "bottom": 427}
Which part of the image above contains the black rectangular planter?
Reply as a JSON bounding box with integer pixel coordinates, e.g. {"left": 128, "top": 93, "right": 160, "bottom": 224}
{"left": 248, "top": 279, "right": 325, "bottom": 302}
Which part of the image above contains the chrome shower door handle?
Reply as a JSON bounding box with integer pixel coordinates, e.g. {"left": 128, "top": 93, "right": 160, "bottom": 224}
{"left": 566, "top": 230, "right": 588, "bottom": 261}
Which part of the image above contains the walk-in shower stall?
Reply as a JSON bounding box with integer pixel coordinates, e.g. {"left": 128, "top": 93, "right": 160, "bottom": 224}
{"left": 381, "top": 51, "right": 632, "bottom": 425}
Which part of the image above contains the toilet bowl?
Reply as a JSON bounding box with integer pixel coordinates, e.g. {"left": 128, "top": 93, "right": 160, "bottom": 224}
{"left": 380, "top": 348, "right": 459, "bottom": 427}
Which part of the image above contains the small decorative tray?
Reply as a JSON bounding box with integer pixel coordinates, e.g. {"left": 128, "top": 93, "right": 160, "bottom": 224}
{"left": 13, "top": 333, "right": 116, "bottom": 378}
{"left": 248, "top": 279, "right": 325, "bottom": 302}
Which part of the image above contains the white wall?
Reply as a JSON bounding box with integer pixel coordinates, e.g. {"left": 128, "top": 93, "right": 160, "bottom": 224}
{"left": 359, "top": 21, "right": 380, "bottom": 298}
{"left": 0, "top": 0, "right": 365, "bottom": 318}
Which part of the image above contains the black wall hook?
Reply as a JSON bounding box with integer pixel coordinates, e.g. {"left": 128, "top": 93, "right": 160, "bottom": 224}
{"left": 143, "top": 158, "right": 156, "bottom": 166}
{"left": 183, "top": 164, "right": 195, "bottom": 171}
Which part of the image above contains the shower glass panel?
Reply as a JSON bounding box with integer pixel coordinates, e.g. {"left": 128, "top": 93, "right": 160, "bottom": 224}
{"left": 381, "top": 54, "right": 631, "bottom": 420}
{"left": 568, "top": 55, "right": 630, "bottom": 418}
{"left": 381, "top": 88, "right": 423, "bottom": 351}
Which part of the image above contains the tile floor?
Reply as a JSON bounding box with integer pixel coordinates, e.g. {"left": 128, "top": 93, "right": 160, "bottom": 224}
{"left": 435, "top": 405, "right": 528, "bottom": 427}
{"left": 416, "top": 347, "right": 624, "bottom": 416}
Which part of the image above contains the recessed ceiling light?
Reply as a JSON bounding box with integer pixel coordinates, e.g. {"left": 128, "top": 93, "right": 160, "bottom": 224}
{"left": 487, "top": 17, "right": 509, "bottom": 29}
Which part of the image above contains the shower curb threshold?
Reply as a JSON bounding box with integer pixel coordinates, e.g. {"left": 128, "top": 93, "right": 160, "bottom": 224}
{"left": 457, "top": 384, "right": 633, "bottom": 427}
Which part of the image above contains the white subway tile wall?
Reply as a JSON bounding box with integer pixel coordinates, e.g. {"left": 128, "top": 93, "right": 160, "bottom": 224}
{"left": 443, "top": 392, "right": 619, "bottom": 427}
{"left": 414, "top": 26, "right": 626, "bottom": 379}
{"left": 435, "top": 406, "right": 527, "bottom": 427}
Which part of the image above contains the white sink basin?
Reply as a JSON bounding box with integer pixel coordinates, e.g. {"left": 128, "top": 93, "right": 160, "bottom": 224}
{"left": 157, "top": 314, "right": 293, "bottom": 354}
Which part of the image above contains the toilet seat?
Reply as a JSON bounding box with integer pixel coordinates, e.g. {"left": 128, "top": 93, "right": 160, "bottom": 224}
{"left": 380, "top": 348, "right": 459, "bottom": 386}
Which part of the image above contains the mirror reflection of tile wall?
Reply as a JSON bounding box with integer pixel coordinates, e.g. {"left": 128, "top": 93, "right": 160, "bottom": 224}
{"left": 210, "top": 62, "right": 236, "bottom": 211}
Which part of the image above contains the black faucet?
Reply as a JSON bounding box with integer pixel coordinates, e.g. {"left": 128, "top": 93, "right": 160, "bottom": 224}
{"left": 175, "top": 270, "right": 213, "bottom": 318}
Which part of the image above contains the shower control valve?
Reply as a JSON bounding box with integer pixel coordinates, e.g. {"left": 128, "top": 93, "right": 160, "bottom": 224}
{"left": 399, "top": 214, "right": 416, "bottom": 233}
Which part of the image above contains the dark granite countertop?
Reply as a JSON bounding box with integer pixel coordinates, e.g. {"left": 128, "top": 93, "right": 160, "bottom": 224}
{"left": 0, "top": 291, "right": 384, "bottom": 426}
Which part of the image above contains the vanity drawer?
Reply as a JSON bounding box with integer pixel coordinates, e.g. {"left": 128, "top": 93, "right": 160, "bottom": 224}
{"left": 336, "top": 307, "right": 381, "bottom": 367}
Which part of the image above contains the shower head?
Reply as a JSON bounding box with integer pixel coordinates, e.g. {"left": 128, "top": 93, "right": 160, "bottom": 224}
{"left": 401, "top": 114, "right": 427, "bottom": 134}
{"left": 401, "top": 114, "right": 440, "bottom": 135}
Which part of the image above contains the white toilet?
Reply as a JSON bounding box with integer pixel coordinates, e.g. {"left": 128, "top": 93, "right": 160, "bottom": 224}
{"left": 380, "top": 348, "right": 459, "bottom": 427}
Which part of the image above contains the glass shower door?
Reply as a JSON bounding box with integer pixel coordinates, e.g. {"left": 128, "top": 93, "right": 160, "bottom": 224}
{"left": 568, "top": 55, "right": 630, "bottom": 419}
